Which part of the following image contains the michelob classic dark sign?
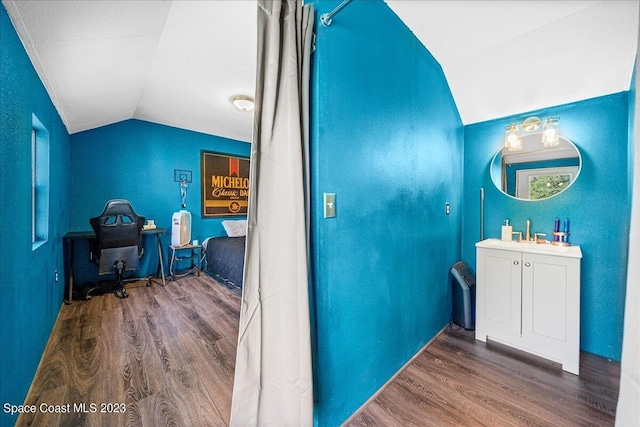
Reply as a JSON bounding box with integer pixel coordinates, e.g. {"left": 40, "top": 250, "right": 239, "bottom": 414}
{"left": 201, "top": 151, "right": 250, "bottom": 217}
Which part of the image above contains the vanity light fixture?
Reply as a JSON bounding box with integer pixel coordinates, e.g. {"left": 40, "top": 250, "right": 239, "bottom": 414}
{"left": 542, "top": 117, "right": 560, "bottom": 146}
{"left": 504, "top": 124, "right": 522, "bottom": 151}
{"left": 504, "top": 116, "right": 560, "bottom": 151}
{"left": 231, "top": 95, "right": 255, "bottom": 112}
{"left": 522, "top": 116, "right": 542, "bottom": 132}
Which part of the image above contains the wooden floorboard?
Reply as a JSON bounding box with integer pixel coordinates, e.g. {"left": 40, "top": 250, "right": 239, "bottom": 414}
{"left": 18, "top": 277, "right": 620, "bottom": 426}
{"left": 17, "top": 275, "right": 239, "bottom": 427}
{"left": 346, "top": 326, "right": 620, "bottom": 427}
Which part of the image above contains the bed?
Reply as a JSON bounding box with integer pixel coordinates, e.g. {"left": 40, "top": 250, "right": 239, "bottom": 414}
{"left": 203, "top": 220, "right": 246, "bottom": 295}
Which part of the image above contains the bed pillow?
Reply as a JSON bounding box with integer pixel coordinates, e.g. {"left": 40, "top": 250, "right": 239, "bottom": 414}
{"left": 222, "top": 219, "right": 247, "bottom": 237}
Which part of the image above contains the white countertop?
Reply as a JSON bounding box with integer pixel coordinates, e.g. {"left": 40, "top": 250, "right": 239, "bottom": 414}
{"left": 476, "top": 238, "right": 582, "bottom": 259}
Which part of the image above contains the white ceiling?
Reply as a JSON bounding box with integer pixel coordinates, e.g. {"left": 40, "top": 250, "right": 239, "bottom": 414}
{"left": 385, "top": 0, "right": 639, "bottom": 124}
{"left": 2, "top": 1, "right": 638, "bottom": 143}
{"left": 3, "top": 0, "right": 257, "bottom": 142}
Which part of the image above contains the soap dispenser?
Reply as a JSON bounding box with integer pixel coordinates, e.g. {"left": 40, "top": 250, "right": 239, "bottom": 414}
{"left": 501, "top": 219, "right": 513, "bottom": 242}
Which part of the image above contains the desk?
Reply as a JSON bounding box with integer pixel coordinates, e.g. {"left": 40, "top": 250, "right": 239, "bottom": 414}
{"left": 63, "top": 228, "right": 167, "bottom": 303}
{"left": 168, "top": 244, "right": 202, "bottom": 280}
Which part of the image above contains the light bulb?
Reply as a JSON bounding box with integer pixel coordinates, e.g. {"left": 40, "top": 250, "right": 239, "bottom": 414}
{"left": 505, "top": 125, "right": 522, "bottom": 151}
{"left": 542, "top": 118, "right": 559, "bottom": 147}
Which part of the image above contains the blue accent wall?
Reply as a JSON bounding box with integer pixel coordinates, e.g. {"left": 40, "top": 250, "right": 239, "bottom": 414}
{"left": 2, "top": 1, "right": 635, "bottom": 425}
{"left": 629, "top": 59, "right": 636, "bottom": 202}
{"left": 309, "top": 1, "right": 463, "bottom": 425}
{"left": 69, "top": 119, "right": 250, "bottom": 283}
{"left": 0, "top": 6, "right": 70, "bottom": 426}
{"left": 462, "top": 93, "right": 630, "bottom": 360}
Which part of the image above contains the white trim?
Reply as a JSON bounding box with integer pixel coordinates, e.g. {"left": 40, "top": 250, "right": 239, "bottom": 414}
{"left": 515, "top": 166, "right": 578, "bottom": 200}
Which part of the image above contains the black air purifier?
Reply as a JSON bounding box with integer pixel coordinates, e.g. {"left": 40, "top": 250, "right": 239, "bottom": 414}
{"left": 451, "top": 261, "right": 476, "bottom": 330}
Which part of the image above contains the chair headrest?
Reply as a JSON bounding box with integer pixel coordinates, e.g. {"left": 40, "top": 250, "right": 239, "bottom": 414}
{"left": 98, "top": 199, "right": 138, "bottom": 218}
{"left": 90, "top": 199, "right": 145, "bottom": 233}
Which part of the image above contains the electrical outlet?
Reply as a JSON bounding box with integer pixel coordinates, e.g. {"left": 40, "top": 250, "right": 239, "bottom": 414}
{"left": 55, "top": 270, "right": 59, "bottom": 283}
{"left": 445, "top": 202, "right": 451, "bottom": 216}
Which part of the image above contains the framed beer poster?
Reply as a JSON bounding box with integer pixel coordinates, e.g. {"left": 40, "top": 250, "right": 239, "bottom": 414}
{"left": 201, "top": 151, "right": 250, "bottom": 217}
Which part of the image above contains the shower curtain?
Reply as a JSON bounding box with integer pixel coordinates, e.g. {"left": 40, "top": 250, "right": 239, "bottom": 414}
{"left": 615, "top": 43, "right": 640, "bottom": 424}
{"left": 229, "top": 1, "right": 314, "bottom": 425}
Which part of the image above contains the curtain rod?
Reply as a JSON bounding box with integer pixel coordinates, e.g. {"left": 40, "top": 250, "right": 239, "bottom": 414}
{"left": 320, "top": 0, "right": 353, "bottom": 27}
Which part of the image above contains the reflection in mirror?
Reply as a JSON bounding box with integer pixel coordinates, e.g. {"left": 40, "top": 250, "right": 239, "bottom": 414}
{"left": 490, "top": 133, "right": 581, "bottom": 201}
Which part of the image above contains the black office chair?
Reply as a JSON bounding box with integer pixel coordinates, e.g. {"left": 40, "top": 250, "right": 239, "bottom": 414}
{"left": 89, "top": 199, "right": 146, "bottom": 298}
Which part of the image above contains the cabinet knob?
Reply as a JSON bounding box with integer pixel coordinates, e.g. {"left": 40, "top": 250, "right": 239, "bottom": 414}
{"left": 514, "top": 260, "right": 519, "bottom": 265}
{"left": 524, "top": 262, "right": 531, "bottom": 267}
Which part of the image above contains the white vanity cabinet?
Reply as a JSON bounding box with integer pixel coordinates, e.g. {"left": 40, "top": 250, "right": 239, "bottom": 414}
{"left": 475, "top": 239, "right": 582, "bottom": 374}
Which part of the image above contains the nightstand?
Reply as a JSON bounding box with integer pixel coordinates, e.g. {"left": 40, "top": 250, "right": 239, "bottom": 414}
{"left": 168, "top": 244, "right": 202, "bottom": 280}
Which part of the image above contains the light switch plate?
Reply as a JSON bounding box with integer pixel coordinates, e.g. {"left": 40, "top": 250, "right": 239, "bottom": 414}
{"left": 324, "top": 193, "right": 336, "bottom": 218}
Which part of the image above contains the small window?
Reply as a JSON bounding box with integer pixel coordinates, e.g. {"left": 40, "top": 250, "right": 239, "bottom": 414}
{"left": 516, "top": 166, "right": 579, "bottom": 201}
{"left": 32, "top": 114, "right": 49, "bottom": 249}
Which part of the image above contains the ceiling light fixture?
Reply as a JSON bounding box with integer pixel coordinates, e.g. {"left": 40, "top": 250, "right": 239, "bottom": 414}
{"left": 231, "top": 95, "right": 255, "bottom": 112}
{"left": 504, "top": 116, "right": 560, "bottom": 151}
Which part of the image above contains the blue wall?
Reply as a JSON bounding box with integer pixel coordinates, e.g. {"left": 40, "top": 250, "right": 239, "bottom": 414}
{"left": 629, "top": 60, "right": 636, "bottom": 203}
{"left": 2, "top": 1, "right": 634, "bottom": 425}
{"left": 69, "top": 119, "right": 250, "bottom": 283}
{"left": 0, "top": 6, "right": 70, "bottom": 426}
{"left": 309, "top": 1, "right": 463, "bottom": 425}
{"left": 462, "top": 93, "right": 630, "bottom": 360}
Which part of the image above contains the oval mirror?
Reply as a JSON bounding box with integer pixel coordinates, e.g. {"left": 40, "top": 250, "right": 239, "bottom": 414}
{"left": 490, "top": 133, "right": 581, "bottom": 201}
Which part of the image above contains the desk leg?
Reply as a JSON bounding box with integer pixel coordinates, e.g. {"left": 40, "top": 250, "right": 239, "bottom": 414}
{"left": 156, "top": 234, "right": 166, "bottom": 287}
{"left": 196, "top": 247, "right": 201, "bottom": 277}
{"left": 64, "top": 238, "right": 74, "bottom": 304}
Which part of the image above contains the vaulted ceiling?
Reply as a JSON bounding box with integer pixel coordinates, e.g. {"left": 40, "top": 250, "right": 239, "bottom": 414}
{"left": 3, "top": 0, "right": 257, "bottom": 142}
{"left": 386, "top": 0, "right": 638, "bottom": 125}
{"left": 3, "top": 1, "right": 638, "bottom": 143}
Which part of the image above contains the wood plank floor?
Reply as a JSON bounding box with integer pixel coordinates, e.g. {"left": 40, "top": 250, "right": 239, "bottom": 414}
{"left": 346, "top": 327, "right": 620, "bottom": 427}
{"left": 17, "top": 275, "right": 240, "bottom": 427}
{"left": 18, "top": 275, "right": 620, "bottom": 427}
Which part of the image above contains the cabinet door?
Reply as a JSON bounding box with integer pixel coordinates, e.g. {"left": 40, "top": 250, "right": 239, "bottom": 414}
{"left": 476, "top": 248, "right": 522, "bottom": 340}
{"left": 521, "top": 252, "right": 580, "bottom": 373}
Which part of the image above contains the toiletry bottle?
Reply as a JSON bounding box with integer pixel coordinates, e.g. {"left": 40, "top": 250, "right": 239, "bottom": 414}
{"left": 501, "top": 220, "right": 513, "bottom": 242}
{"left": 563, "top": 218, "right": 570, "bottom": 243}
